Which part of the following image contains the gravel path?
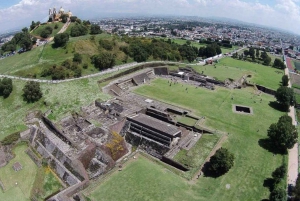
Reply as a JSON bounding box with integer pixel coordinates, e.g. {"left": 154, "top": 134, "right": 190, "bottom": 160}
{"left": 285, "top": 67, "right": 298, "bottom": 187}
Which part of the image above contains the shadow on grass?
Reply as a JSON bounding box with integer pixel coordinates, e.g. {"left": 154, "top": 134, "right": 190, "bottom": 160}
{"left": 258, "top": 138, "right": 287, "bottom": 155}
{"left": 201, "top": 162, "right": 223, "bottom": 178}
{"left": 263, "top": 178, "right": 276, "bottom": 192}
{"left": 268, "top": 101, "right": 287, "bottom": 112}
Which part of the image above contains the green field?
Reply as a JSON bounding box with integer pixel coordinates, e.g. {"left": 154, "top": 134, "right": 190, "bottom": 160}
{"left": 87, "top": 155, "right": 194, "bottom": 201}
{"left": 31, "top": 22, "right": 64, "bottom": 38}
{"left": 174, "top": 134, "right": 221, "bottom": 179}
{"left": 0, "top": 143, "right": 38, "bottom": 201}
{"left": 216, "top": 57, "right": 283, "bottom": 89}
{"left": 189, "top": 57, "right": 283, "bottom": 88}
{"left": 130, "top": 78, "right": 284, "bottom": 200}
{"left": 191, "top": 64, "right": 248, "bottom": 81}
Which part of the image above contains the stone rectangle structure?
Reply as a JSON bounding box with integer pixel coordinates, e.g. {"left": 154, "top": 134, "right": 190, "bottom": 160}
{"left": 127, "top": 114, "right": 181, "bottom": 147}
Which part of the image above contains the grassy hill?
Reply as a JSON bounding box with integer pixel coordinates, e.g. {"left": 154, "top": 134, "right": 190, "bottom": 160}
{"left": 31, "top": 22, "right": 64, "bottom": 38}
{"left": 0, "top": 33, "right": 130, "bottom": 78}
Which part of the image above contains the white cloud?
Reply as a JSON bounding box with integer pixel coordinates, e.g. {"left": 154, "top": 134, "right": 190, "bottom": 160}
{"left": 0, "top": 0, "right": 299, "bottom": 34}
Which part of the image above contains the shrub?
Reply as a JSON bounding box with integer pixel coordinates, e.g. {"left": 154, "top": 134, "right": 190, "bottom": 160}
{"left": 1, "top": 132, "right": 20, "bottom": 145}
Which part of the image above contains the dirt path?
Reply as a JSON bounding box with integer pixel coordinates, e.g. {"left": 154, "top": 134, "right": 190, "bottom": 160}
{"left": 285, "top": 67, "right": 298, "bottom": 187}
{"left": 190, "top": 134, "right": 228, "bottom": 183}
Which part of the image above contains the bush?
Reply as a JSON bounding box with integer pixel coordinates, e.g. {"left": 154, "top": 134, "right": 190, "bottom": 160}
{"left": 272, "top": 165, "right": 287, "bottom": 183}
{"left": 281, "top": 75, "right": 289, "bottom": 87}
{"left": 0, "top": 78, "right": 13, "bottom": 98}
{"left": 83, "top": 63, "right": 88, "bottom": 69}
{"left": 268, "top": 115, "right": 298, "bottom": 151}
{"left": 22, "top": 81, "right": 43, "bottom": 103}
{"left": 54, "top": 33, "right": 69, "bottom": 47}
{"left": 73, "top": 53, "right": 82, "bottom": 64}
{"left": 90, "top": 24, "right": 102, "bottom": 35}
{"left": 209, "top": 147, "right": 234, "bottom": 176}
{"left": 1, "top": 132, "right": 20, "bottom": 145}
{"left": 275, "top": 86, "right": 296, "bottom": 111}
{"left": 99, "top": 39, "right": 114, "bottom": 51}
{"left": 269, "top": 186, "right": 286, "bottom": 201}
{"left": 70, "top": 24, "right": 88, "bottom": 37}
{"left": 40, "top": 26, "right": 53, "bottom": 38}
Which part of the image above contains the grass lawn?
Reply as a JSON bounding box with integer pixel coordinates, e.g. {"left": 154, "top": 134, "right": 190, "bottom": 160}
{"left": 0, "top": 143, "right": 37, "bottom": 201}
{"left": 130, "top": 78, "right": 285, "bottom": 200}
{"left": 31, "top": 22, "right": 64, "bottom": 38}
{"left": 31, "top": 166, "right": 63, "bottom": 200}
{"left": 86, "top": 155, "right": 194, "bottom": 201}
{"left": 217, "top": 57, "right": 283, "bottom": 90}
{"left": 191, "top": 64, "right": 248, "bottom": 81}
{"left": 174, "top": 134, "right": 221, "bottom": 179}
{"left": 176, "top": 116, "right": 198, "bottom": 126}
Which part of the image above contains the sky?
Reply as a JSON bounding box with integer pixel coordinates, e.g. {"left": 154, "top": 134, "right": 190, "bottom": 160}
{"left": 0, "top": 0, "right": 300, "bottom": 34}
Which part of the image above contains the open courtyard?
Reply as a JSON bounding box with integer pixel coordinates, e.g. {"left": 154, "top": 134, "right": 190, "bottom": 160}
{"left": 84, "top": 76, "right": 286, "bottom": 201}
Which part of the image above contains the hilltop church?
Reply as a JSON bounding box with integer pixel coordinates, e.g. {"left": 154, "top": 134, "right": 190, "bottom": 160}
{"left": 49, "top": 6, "right": 72, "bottom": 22}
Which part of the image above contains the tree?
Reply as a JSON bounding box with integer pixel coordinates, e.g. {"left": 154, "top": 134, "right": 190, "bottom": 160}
{"left": 275, "top": 86, "right": 296, "bottom": 111}
{"left": 60, "top": 14, "right": 69, "bottom": 23}
{"left": 268, "top": 115, "right": 298, "bottom": 151}
{"left": 179, "top": 44, "right": 197, "bottom": 62}
{"left": 249, "top": 47, "right": 255, "bottom": 58}
{"left": 70, "top": 16, "right": 78, "bottom": 22}
{"left": 209, "top": 148, "right": 234, "bottom": 176}
{"left": 0, "top": 78, "right": 13, "bottom": 98}
{"left": 263, "top": 56, "right": 272, "bottom": 66}
{"left": 294, "top": 173, "right": 300, "bottom": 200}
{"left": 273, "top": 58, "right": 285, "bottom": 69}
{"left": 282, "top": 75, "right": 289, "bottom": 87}
{"left": 90, "top": 24, "right": 102, "bottom": 35}
{"left": 22, "top": 81, "right": 43, "bottom": 103}
{"left": 269, "top": 186, "right": 286, "bottom": 201}
{"left": 91, "top": 52, "right": 116, "bottom": 70}
{"left": 70, "top": 24, "right": 88, "bottom": 37}
{"left": 54, "top": 33, "right": 69, "bottom": 47}
{"left": 256, "top": 49, "right": 260, "bottom": 58}
{"left": 272, "top": 165, "right": 287, "bottom": 183}
{"left": 99, "top": 39, "right": 114, "bottom": 51}
{"left": 73, "top": 53, "right": 82, "bottom": 64}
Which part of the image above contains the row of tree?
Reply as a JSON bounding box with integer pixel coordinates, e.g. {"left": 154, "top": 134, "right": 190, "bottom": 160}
{"left": 232, "top": 48, "right": 285, "bottom": 69}
{"left": 120, "top": 37, "right": 220, "bottom": 63}
{"left": 198, "top": 43, "right": 222, "bottom": 58}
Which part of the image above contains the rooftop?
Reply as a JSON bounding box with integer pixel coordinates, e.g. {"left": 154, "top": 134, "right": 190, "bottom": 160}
{"left": 128, "top": 113, "right": 180, "bottom": 137}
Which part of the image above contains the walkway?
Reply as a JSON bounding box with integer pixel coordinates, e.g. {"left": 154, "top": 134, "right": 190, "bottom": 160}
{"left": 285, "top": 67, "right": 298, "bottom": 186}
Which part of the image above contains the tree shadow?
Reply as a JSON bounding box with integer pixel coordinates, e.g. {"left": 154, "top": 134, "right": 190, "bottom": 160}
{"left": 201, "top": 162, "right": 222, "bottom": 178}
{"left": 263, "top": 178, "right": 275, "bottom": 192}
{"left": 268, "top": 101, "right": 287, "bottom": 112}
{"left": 258, "top": 138, "right": 287, "bottom": 155}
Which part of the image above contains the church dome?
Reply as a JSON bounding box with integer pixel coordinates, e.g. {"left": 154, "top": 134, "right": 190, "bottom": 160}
{"left": 59, "top": 7, "right": 64, "bottom": 13}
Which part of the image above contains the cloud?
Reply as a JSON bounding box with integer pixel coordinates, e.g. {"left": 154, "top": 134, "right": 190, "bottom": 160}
{"left": 0, "top": 0, "right": 299, "bottom": 34}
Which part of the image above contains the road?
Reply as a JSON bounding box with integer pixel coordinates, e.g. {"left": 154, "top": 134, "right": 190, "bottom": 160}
{"left": 285, "top": 66, "right": 298, "bottom": 187}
